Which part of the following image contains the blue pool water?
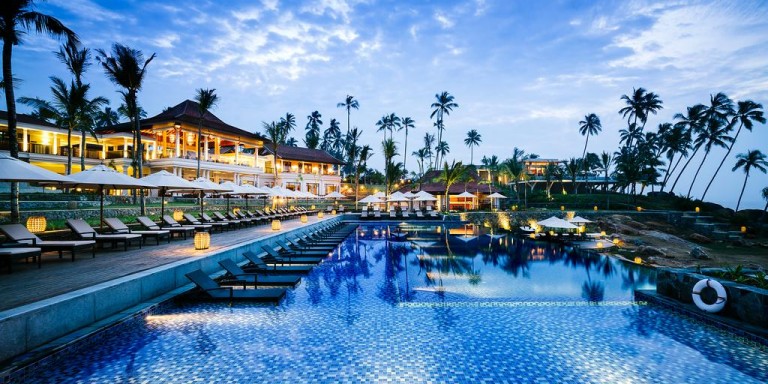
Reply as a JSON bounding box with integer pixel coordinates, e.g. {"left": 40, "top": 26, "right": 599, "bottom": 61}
{"left": 28, "top": 224, "right": 768, "bottom": 383}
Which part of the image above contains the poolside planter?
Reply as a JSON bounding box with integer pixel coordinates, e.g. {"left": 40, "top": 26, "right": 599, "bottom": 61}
{"left": 655, "top": 268, "right": 768, "bottom": 329}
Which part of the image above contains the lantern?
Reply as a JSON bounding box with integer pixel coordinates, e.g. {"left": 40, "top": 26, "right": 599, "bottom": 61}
{"left": 194, "top": 232, "right": 210, "bottom": 250}
{"left": 600, "top": 231, "right": 607, "bottom": 237}
{"left": 233, "top": 207, "right": 241, "bottom": 215}
{"left": 311, "top": 204, "right": 316, "bottom": 210}
{"left": 695, "top": 206, "right": 700, "bottom": 213}
{"left": 318, "top": 211, "right": 324, "bottom": 219}
{"left": 596, "top": 241, "right": 604, "bottom": 249}
{"left": 173, "top": 209, "right": 184, "bottom": 221}
{"left": 332, "top": 209, "right": 337, "bottom": 215}
{"left": 636, "top": 206, "right": 642, "bottom": 212}
{"left": 26, "top": 216, "right": 47, "bottom": 233}
{"left": 272, "top": 219, "right": 281, "bottom": 231}
{"left": 560, "top": 205, "right": 565, "bottom": 211}
{"left": 301, "top": 214, "right": 308, "bottom": 223}
{"left": 594, "top": 206, "right": 598, "bottom": 211}
{"left": 634, "top": 257, "right": 643, "bottom": 264}
{"left": 741, "top": 226, "right": 747, "bottom": 233}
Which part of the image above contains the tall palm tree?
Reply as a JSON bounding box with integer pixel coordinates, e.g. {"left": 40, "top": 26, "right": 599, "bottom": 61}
{"left": 304, "top": 110, "right": 322, "bottom": 149}
{"left": 194, "top": 88, "right": 218, "bottom": 178}
{"left": 669, "top": 104, "right": 707, "bottom": 194}
{"left": 619, "top": 88, "right": 662, "bottom": 150}
{"left": 263, "top": 120, "right": 288, "bottom": 184}
{"left": 412, "top": 148, "right": 427, "bottom": 179}
{"left": 354, "top": 145, "right": 372, "bottom": 209}
{"left": 2, "top": 0, "right": 78, "bottom": 223}
{"left": 77, "top": 95, "right": 108, "bottom": 170}
{"left": 436, "top": 140, "right": 450, "bottom": 163}
{"left": 400, "top": 116, "right": 414, "bottom": 172}
{"left": 430, "top": 91, "right": 458, "bottom": 166}
{"left": 702, "top": 100, "right": 764, "bottom": 201}
{"left": 578, "top": 113, "right": 601, "bottom": 194}
{"left": 337, "top": 95, "right": 358, "bottom": 157}
{"left": 732, "top": 150, "right": 767, "bottom": 211}
{"left": 438, "top": 160, "right": 465, "bottom": 213}
{"left": 382, "top": 138, "right": 398, "bottom": 195}
{"left": 464, "top": 129, "right": 482, "bottom": 165}
{"left": 321, "top": 118, "right": 340, "bottom": 152}
{"left": 659, "top": 124, "right": 690, "bottom": 192}
{"left": 386, "top": 112, "right": 401, "bottom": 141}
{"left": 598, "top": 151, "right": 613, "bottom": 192}
{"left": 423, "top": 132, "right": 435, "bottom": 170}
{"left": 96, "top": 43, "right": 155, "bottom": 213}
{"left": 687, "top": 119, "right": 733, "bottom": 199}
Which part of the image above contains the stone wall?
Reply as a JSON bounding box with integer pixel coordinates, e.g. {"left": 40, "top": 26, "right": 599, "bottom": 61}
{"left": 451, "top": 210, "right": 679, "bottom": 231}
{"left": 656, "top": 268, "right": 768, "bottom": 328}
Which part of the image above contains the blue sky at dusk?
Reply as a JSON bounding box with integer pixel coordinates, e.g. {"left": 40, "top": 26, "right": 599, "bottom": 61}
{"left": 9, "top": 0, "right": 768, "bottom": 209}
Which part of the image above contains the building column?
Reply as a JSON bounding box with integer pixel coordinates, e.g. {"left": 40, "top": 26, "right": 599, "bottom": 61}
{"left": 123, "top": 137, "right": 128, "bottom": 158}
{"left": 214, "top": 137, "right": 220, "bottom": 159}
{"left": 204, "top": 136, "right": 209, "bottom": 161}
{"left": 234, "top": 141, "right": 240, "bottom": 164}
{"left": 22, "top": 128, "right": 28, "bottom": 152}
{"left": 175, "top": 128, "right": 181, "bottom": 158}
{"left": 52, "top": 133, "right": 58, "bottom": 155}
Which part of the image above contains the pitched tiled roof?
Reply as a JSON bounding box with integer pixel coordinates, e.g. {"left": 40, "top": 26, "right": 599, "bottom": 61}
{"left": 260, "top": 144, "right": 344, "bottom": 165}
{"left": 0, "top": 111, "right": 60, "bottom": 129}
{"left": 96, "top": 100, "right": 265, "bottom": 141}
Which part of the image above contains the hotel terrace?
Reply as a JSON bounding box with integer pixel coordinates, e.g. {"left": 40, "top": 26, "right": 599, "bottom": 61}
{"left": 0, "top": 100, "right": 343, "bottom": 194}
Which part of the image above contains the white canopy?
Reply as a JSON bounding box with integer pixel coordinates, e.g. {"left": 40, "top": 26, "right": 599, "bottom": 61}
{"left": 413, "top": 194, "right": 437, "bottom": 202}
{"left": 402, "top": 191, "right": 417, "bottom": 199}
{"left": 140, "top": 170, "right": 199, "bottom": 191}
{"left": 569, "top": 216, "right": 593, "bottom": 224}
{"left": 192, "top": 177, "right": 233, "bottom": 192}
{"left": 372, "top": 191, "right": 386, "bottom": 198}
{"left": 219, "top": 181, "right": 250, "bottom": 195}
{"left": 537, "top": 216, "right": 578, "bottom": 229}
{"left": 240, "top": 184, "right": 269, "bottom": 195}
{"left": 0, "top": 153, "right": 74, "bottom": 183}
{"left": 359, "top": 195, "right": 385, "bottom": 204}
{"left": 457, "top": 191, "right": 477, "bottom": 198}
{"left": 487, "top": 192, "right": 507, "bottom": 199}
{"left": 325, "top": 191, "right": 346, "bottom": 199}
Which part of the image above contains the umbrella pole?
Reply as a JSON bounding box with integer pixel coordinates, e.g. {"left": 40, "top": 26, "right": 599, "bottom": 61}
{"left": 226, "top": 195, "right": 230, "bottom": 212}
{"left": 200, "top": 190, "right": 204, "bottom": 215}
{"left": 160, "top": 188, "right": 166, "bottom": 220}
{"left": 100, "top": 186, "right": 104, "bottom": 231}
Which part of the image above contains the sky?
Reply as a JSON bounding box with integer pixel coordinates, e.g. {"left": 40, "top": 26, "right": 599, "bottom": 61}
{"left": 8, "top": 0, "right": 768, "bottom": 209}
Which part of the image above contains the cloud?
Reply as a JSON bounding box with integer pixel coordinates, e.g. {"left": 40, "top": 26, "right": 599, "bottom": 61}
{"left": 151, "top": 33, "right": 180, "bottom": 49}
{"left": 356, "top": 33, "right": 382, "bottom": 59}
{"left": 434, "top": 11, "right": 455, "bottom": 29}
{"left": 474, "top": 0, "right": 488, "bottom": 16}
{"left": 301, "top": 0, "right": 358, "bottom": 22}
{"left": 49, "top": 0, "right": 126, "bottom": 22}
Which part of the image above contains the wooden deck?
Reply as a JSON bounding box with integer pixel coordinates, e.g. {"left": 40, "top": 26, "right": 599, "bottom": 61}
{"left": 0, "top": 216, "right": 330, "bottom": 312}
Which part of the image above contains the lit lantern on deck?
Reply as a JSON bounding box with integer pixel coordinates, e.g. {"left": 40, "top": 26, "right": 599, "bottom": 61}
{"left": 594, "top": 206, "right": 598, "bottom": 211}
{"left": 634, "top": 257, "right": 643, "bottom": 264}
{"left": 194, "top": 231, "right": 210, "bottom": 250}
{"left": 173, "top": 209, "right": 184, "bottom": 221}
{"left": 560, "top": 205, "right": 565, "bottom": 211}
{"left": 636, "top": 206, "right": 643, "bottom": 212}
{"left": 301, "top": 214, "right": 308, "bottom": 223}
{"left": 233, "top": 207, "right": 241, "bottom": 215}
{"left": 310, "top": 204, "right": 316, "bottom": 210}
{"left": 272, "top": 220, "right": 281, "bottom": 231}
{"left": 695, "top": 206, "right": 700, "bottom": 213}
{"left": 741, "top": 226, "right": 747, "bottom": 233}
{"left": 26, "top": 216, "right": 47, "bottom": 233}
{"left": 596, "top": 241, "right": 604, "bottom": 249}
{"left": 332, "top": 209, "right": 337, "bottom": 215}
{"left": 318, "top": 211, "right": 325, "bottom": 219}
{"left": 600, "top": 231, "right": 607, "bottom": 237}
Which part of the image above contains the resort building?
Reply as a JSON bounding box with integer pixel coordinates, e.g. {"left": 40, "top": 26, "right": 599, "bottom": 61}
{"left": 0, "top": 100, "right": 343, "bottom": 193}
{"left": 406, "top": 169, "right": 499, "bottom": 211}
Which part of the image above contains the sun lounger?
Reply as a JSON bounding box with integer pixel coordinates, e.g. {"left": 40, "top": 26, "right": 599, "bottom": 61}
{"left": 260, "top": 245, "right": 323, "bottom": 265}
{"left": 276, "top": 240, "right": 331, "bottom": 257}
{"left": 218, "top": 259, "right": 302, "bottom": 288}
{"left": 415, "top": 210, "right": 424, "bottom": 218}
{"left": 374, "top": 209, "right": 381, "bottom": 219}
{"left": 402, "top": 209, "right": 410, "bottom": 218}
{"left": 389, "top": 209, "right": 397, "bottom": 218}
{"left": 0, "top": 247, "right": 41, "bottom": 273}
{"left": 428, "top": 209, "right": 439, "bottom": 218}
{"left": 0, "top": 223, "right": 95, "bottom": 263}
{"left": 360, "top": 209, "right": 368, "bottom": 219}
{"left": 184, "top": 213, "right": 226, "bottom": 233}
{"left": 242, "top": 251, "right": 314, "bottom": 274}
{"left": 185, "top": 269, "right": 286, "bottom": 302}
{"left": 201, "top": 213, "right": 237, "bottom": 230}
{"left": 162, "top": 215, "right": 212, "bottom": 233}
{"left": 66, "top": 219, "right": 143, "bottom": 251}
{"left": 325, "top": 206, "right": 333, "bottom": 213}
{"left": 212, "top": 212, "right": 244, "bottom": 228}
{"left": 103, "top": 217, "right": 170, "bottom": 245}
{"left": 137, "top": 216, "right": 193, "bottom": 240}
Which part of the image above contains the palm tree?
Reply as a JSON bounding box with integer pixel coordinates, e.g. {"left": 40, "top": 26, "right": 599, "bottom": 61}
{"left": 464, "top": 129, "right": 482, "bottom": 165}
{"left": 423, "top": 132, "right": 436, "bottom": 170}
{"left": 400, "top": 117, "right": 414, "bottom": 172}
{"left": 375, "top": 114, "right": 390, "bottom": 143}
{"left": 669, "top": 104, "right": 707, "bottom": 194}
{"left": 565, "top": 158, "right": 580, "bottom": 194}
{"left": 2, "top": 0, "right": 78, "bottom": 223}
{"left": 659, "top": 124, "right": 691, "bottom": 192}
{"left": 412, "top": 148, "right": 427, "bottom": 179}
{"left": 732, "top": 150, "right": 768, "bottom": 211}
{"left": 762, "top": 186, "right": 768, "bottom": 214}
{"left": 437, "top": 161, "right": 465, "bottom": 213}
{"left": 321, "top": 118, "right": 341, "bottom": 152}
{"left": 337, "top": 95, "right": 358, "bottom": 157}
{"left": 386, "top": 112, "right": 401, "bottom": 141}
{"left": 263, "top": 120, "right": 288, "bottom": 183}
{"left": 702, "top": 100, "right": 764, "bottom": 201}
{"left": 304, "top": 110, "right": 322, "bottom": 149}
{"left": 430, "top": 91, "right": 458, "bottom": 166}
{"left": 436, "top": 141, "right": 450, "bottom": 163}
{"left": 354, "top": 145, "right": 372, "bottom": 209}
{"left": 96, "top": 43, "right": 155, "bottom": 214}
{"left": 382, "top": 138, "right": 399, "bottom": 195}
{"left": 77, "top": 95, "right": 108, "bottom": 170}
{"left": 597, "top": 151, "right": 613, "bottom": 192}
{"left": 619, "top": 87, "right": 663, "bottom": 149}
{"left": 578, "top": 113, "right": 601, "bottom": 194}
{"left": 193, "top": 88, "right": 218, "bottom": 178}
{"left": 687, "top": 119, "right": 733, "bottom": 199}
{"left": 95, "top": 106, "right": 119, "bottom": 128}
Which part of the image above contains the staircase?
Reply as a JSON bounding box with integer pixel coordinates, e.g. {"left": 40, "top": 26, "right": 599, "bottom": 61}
{"left": 681, "top": 213, "right": 740, "bottom": 240}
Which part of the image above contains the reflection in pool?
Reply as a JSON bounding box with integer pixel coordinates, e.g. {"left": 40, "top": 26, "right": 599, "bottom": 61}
{"left": 28, "top": 224, "right": 768, "bottom": 383}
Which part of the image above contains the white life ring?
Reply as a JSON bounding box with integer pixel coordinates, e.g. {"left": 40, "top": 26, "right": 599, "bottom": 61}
{"left": 691, "top": 279, "right": 727, "bottom": 313}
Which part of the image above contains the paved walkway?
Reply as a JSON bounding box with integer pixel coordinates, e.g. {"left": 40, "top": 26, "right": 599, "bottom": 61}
{"left": 0, "top": 215, "right": 333, "bottom": 312}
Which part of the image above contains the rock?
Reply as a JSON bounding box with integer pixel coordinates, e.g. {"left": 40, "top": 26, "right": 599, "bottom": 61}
{"left": 689, "top": 247, "right": 710, "bottom": 260}
{"left": 619, "top": 226, "right": 640, "bottom": 236}
{"left": 688, "top": 233, "right": 712, "bottom": 244}
{"left": 630, "top": 239, "right": 645, "bottom": 246}
{"left": 638, "top": 246, "right": 667, "bottom": 258}
{"left": 731, "top": 238, "right": 748, "bottom": 247}
{"left": 625, "top": 220, "right": 648, "bottom": 230}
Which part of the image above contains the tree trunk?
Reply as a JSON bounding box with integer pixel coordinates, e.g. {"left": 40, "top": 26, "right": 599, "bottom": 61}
{"left": 687, "top": 151, "right": 710, "bottom": 199}
{"left": 403, "top": 128, "right": 408, "bottom": 173}
{"left": 135, "top": 99, "right": 145, "bottom": 215}
{"left": 735, "top": 173, "right": 749, "bottom": 212}
{"left": 579, "top": 135, "right": 589, "bottom": 195}
{"left": 670, "top": 146, "right": 701, "bottom": 194}
{"left": 80, "top": 129, "right": 85, "bottom": 171}
{"left": 701, "top": 123, "right": 743, "bottom": 201}
{"left": 660, "top": 153, "right": 681, "bottom": 192}
{"left": 197, "top": 118, "right": 203, "bottom": 178}
{"left": 3, "top": 41, "right": 20, "bottom": 223}
{"left": 66, "top": 127, "right": 73, "bottom": 175}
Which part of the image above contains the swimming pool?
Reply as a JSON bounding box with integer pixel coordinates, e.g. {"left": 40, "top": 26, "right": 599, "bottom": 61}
{"left": 27, "top": 224, "right": 768, "bottom": 383}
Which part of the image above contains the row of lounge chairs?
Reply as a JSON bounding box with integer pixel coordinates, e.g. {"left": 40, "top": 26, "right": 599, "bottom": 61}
{"left": 360, "top": 206, "right": 439, "bottom": 219}
{"left": 0, "top": 207, "right": 317, "bottom": 272}
{"left": 184, "top": 221, "right": 357, "bottom": 302}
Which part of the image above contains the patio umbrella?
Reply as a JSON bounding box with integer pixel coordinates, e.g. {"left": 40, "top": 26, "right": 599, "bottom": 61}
{"left": 569, "top": 216, "right": 593, "bottom": 224}
{"left": 139, "top": 170, "right": 201, "bottom": 220}
{"left": 191, "top": 177, "right": 233, "bottom": 214}
{"left": 457, "top": 191, "right": 477, "bottom": 210}
{"left": 358, "top": 195, "right": 384, "bottom": 204}
{"left": 0, "top": 153, "right": 74, "bottom": 183}
{"left": 67, "top": 165, "right": 158, "bottom": 229}
{"left": 487, "top": 192, "right": 507, "bottom": 210}
{"left": 220, "top": 181, "right": 249, "bottom": 211}
{"left": 238, "top": 184, "right": 269, "bottom": 208}
{"left": 536, "top": 216, "right": 578, "bottom": 230}
{"left": 325, "top": 191, "right": 346, "bottom": 199}
{"left": 372, "top": 191, "right": 386, "bottom": 199}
